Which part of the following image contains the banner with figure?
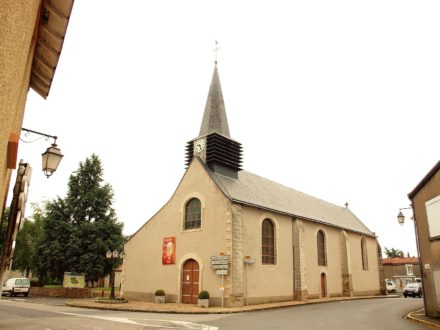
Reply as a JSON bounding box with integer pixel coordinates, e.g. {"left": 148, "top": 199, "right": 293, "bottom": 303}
{"left": 162, "top": 237, "right": 176, "bottom": 265}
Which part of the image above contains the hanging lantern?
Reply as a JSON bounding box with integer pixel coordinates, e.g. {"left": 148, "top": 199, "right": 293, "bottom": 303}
{"left": 41, "top": 143, "right": 63, "bottom": 178}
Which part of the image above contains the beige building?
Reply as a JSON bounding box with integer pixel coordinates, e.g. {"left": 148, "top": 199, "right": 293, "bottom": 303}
{"left": 0, "top": 0, "right": 74, "bottom": 227}
{"left": 408, "top": 160, "right": 440, "bottom": 318}
{"left": 122, "top": 64, "right": 384, "bottom": 307}
{"left": 0, "top": 0, "right": 74, "bottom": 288}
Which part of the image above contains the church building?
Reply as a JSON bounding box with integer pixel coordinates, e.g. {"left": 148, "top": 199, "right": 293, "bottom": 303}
{"left": 121, "top": 63, "right": 384, "bottom": 307}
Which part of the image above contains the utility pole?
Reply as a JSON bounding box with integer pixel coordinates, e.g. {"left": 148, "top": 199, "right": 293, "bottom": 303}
{"left": 0, "top": 161, "right": 31, "bottom": 296}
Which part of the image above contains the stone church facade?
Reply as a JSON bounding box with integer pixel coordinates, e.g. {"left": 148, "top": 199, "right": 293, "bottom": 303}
{"left": 121, "top": 64, "right": 383, "bottom": 306}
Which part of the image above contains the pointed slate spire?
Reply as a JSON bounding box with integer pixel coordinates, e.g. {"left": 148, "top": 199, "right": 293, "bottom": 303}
{"left": 186, "top": 63, "right": 242, "bottom": 177}
{"left": 199, "top": 64, "right": 230, "bottom": 137}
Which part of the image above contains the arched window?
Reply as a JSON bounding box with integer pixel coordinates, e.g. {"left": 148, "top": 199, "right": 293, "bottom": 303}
{"left": 317, "top": 230, "right": 327, "bottom": 266}
{"left": 184, "top": 198, "right": 201, "bottom": 230}
{"left": 361, "top": 237, "right": 368, "bottom": 270}
{"left": 262, "top": 219, "right": 276, "bottom": 264}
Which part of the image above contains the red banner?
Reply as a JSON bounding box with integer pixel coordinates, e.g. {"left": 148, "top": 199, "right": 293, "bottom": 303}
{"left": 162, "top": 237, "right": 176, "bottom": 265}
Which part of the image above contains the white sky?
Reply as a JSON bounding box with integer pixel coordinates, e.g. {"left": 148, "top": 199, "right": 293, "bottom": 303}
{"left": 13, "top": 0, "right": 440, "bottom": 257}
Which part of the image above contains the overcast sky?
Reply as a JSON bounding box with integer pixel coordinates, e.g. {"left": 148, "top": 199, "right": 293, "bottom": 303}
{"left": 13, "top": 0, "right": 440, "bottom": 257}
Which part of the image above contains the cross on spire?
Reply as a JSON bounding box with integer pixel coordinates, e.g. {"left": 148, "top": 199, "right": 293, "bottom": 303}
{"left": 213, "top": 40, "right": 220, "bottom": 64}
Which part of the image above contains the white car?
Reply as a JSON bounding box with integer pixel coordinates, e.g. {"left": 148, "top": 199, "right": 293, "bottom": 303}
{"left": 385, "top": 280, "right": 396, "bottom": 293}
{"left": 2, "top": 278, "right": 30, "bottom": 297}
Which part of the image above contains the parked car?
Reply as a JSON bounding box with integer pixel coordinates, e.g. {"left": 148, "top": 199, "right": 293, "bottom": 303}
{"left": 403, "top": 282, "right": 422, "bottom": 298}
{"left": 385, "top": 281, "right": 396, "bottom": 293}
{"left": 2, "top": 278, "right": 30, "bottom": 297}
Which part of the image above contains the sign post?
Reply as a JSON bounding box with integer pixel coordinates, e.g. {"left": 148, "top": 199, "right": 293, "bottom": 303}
{"left": 210, "top": 255, "right": 229, "bottom": 308}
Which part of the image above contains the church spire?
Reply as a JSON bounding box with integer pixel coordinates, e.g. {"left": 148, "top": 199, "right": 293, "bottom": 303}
{"left": 185, "top": 62, "right": 242, "bottom": 177}
{"left": 198, "top": 64, "right": 230, "bottom": 137}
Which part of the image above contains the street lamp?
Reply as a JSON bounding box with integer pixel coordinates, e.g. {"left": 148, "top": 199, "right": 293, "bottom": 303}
{"left": 106, "top": 249, "right": 125, "bottom": 300}
{"left": 21, "top": 128, "right": 63, "bottom": 177}
{"left": 397, "top": 206, "right": 413, "bottom": 225}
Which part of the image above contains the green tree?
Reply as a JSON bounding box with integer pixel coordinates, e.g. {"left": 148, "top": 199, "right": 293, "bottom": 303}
{"left": 34, "top": 198, "right": 74, "bottom": 284}
{"left": 12, "top": 204, "right": 44, "bottom": 276}
{"left": 28, "top": 154, "right": 124, "bottom": 285}
{"left": 66, "top": 155, "right": 124, "bottom": 284}
{"left": 384, "top": 247, "right": 404, "bottom": 258}
{"left": 0, "top": 207, "right": 10, "bottom": 249}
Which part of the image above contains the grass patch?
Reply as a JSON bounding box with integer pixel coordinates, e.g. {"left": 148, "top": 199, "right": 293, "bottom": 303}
{"left": 44, "top": 285, "right": 63, "bottom": 288}
{"left": 95, "top": 297, "right": 127, "bottom": 304}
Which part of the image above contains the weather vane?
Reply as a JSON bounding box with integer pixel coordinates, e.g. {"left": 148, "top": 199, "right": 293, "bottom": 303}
{"left": 213, "top": 40, "right": 220, "bottom": 64}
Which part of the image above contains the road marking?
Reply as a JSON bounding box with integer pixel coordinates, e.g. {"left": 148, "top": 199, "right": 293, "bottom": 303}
{"left": 55, "top": 311, "right": 218, "bottom": 329}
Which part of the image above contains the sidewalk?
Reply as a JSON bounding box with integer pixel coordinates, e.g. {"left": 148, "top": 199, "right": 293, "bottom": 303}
{"left": 66, "top": 295, "right": 398, "bottom": 315}
{"left": 406, "top": 308, "right": 440, "bottom": 329}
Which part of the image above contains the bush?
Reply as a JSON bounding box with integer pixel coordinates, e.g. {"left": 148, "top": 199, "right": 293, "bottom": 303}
{"left": 198, "top": 290, "right": 210, "bottom": 299}
{"left": 155, "top": 289, "right": 165, "bottom": 296}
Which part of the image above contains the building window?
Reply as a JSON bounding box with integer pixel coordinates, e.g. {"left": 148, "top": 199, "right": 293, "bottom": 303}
{"left": 317, "top": 230, "right": 327, "bottom": 266}
{"left": 361, "top": 237, "right": 368, "bottom": 270}
{"left": 406, "top": 264, "right": 414, "bottom": 276}
{"left": 184, "top": 198, "right": 201, "bottom": 230}
{"left": 262, "top": 219, "right": 276, "bottom": 264}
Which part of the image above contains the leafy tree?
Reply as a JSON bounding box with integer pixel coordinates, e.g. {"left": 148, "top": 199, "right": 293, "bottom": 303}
{"left": 384, "top": 247, "right": 404, "bottom": 258}
{"left": 43, "top": 154, "right": 123, "bottom": 284}
{"left": 12, "top": 204, "right": 44, "bottom": 276}
{"left": 0, "top": 207, "right": 10, "bottom": 249}
{"left": 33, "top": 198, "right": 74, "bottom": 283}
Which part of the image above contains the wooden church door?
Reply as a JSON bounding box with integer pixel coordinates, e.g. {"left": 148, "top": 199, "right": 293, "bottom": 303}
{"left": 320, "top": 273, "right": 327, "bottom": 298}
{"left": 182, "top": 259, "right": 199, "bottom": 304}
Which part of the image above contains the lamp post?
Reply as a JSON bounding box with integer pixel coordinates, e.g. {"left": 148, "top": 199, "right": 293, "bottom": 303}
{"left": 21, "top": 128, "right": 63, "bottom": 177}
{"left": 106, "top": 249, "right": 125, "bottom": 300}
{"left": 397, "top": 206, "right": 413, "bottom": 225}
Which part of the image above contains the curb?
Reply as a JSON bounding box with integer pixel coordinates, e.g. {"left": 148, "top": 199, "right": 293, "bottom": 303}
{"left": 66, "top": 295, "right": 399, "bottom": 315}
{"left": 405, "top": 309, "right": 440, "bottom": 329}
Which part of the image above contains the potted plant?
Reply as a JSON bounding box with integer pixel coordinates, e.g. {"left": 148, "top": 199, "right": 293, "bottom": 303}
{"left": 154, "top": 289, "right": 165, "bottom": 303}
{"left": 198, "top": 290, "right": 210, "bottom": 308}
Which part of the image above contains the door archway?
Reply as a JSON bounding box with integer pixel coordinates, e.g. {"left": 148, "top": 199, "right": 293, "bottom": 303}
{"left": 182, "top": 259, "right": 199, "bottom": 304}
{"left": 320, "top": 273, "right": 327, "bottom": 298}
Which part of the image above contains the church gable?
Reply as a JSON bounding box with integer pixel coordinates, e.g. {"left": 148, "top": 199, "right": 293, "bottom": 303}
{"left": 127, "top": 157, "right": 229, "bottom": 244}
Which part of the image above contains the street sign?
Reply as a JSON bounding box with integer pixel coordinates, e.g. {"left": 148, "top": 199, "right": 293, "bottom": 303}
{"left": 210, "top": 264, "right": 228, "bottom": 270}
{"left": 210, "top": 260, "right": 229, "bottom": 265}
{"left": 216, "top": 269, "right": 228, "bottom": 275}
{"left": 210, "top": 255, "right": 229, "bottom": 261}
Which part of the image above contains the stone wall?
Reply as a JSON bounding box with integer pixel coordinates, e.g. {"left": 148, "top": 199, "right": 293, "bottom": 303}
{"left": 30, "top": 287, "right": 93, "bottom": 298}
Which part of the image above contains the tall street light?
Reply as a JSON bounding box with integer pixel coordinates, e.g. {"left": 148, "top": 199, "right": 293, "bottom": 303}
{"left": 106, "top": 249, "right": 125, "bottom": 300}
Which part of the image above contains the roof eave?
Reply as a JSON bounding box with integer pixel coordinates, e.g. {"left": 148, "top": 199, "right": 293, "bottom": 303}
{"left": 408, "top": 159, "right": 440, "bottom": 199}
{"left": 30, "top": 0, "right": 75, "bottom": 99}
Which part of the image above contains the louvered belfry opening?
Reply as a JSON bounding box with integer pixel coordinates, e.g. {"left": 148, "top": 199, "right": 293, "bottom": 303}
{"left": 185, "top": 133, "right": 242, "bottom": 171}
{"left": 206, "top": 134, "right": 242, "bottom": 171}
{"left": 185, "top": 142, "right": 194, "bottom": 167}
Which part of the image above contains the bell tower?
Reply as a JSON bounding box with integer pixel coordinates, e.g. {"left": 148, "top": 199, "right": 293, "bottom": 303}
{"left": 185, "top": 63, "right": 242, "bottom": 178}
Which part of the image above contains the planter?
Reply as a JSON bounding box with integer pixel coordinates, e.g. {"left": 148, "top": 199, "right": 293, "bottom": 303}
{"left": 198, "top": 298, "right": 209, "bottom": 308}
{"left": 155, "top": 295, "right": 165, "bottom": 303}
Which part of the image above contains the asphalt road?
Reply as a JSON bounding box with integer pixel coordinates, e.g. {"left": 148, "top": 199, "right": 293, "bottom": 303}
{"left": 0, "top": 296, "right": 425, "bottom": 329}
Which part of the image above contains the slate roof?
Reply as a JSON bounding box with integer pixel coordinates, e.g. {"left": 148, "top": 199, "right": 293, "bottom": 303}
{"left": 198, "top": 64, "right": 231, "bottom": 138}
{"left": 210, "top": 168, "right": 374, "bottom": 236}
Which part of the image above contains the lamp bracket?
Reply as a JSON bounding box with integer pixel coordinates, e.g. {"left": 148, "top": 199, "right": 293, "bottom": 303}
{"left": 21, "top": 128, "right": 58, "bottom": 144}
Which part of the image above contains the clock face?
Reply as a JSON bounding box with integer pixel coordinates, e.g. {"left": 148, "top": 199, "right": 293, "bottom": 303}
{"left": 194, "top": 139, "right": 206, "bottom": 153}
